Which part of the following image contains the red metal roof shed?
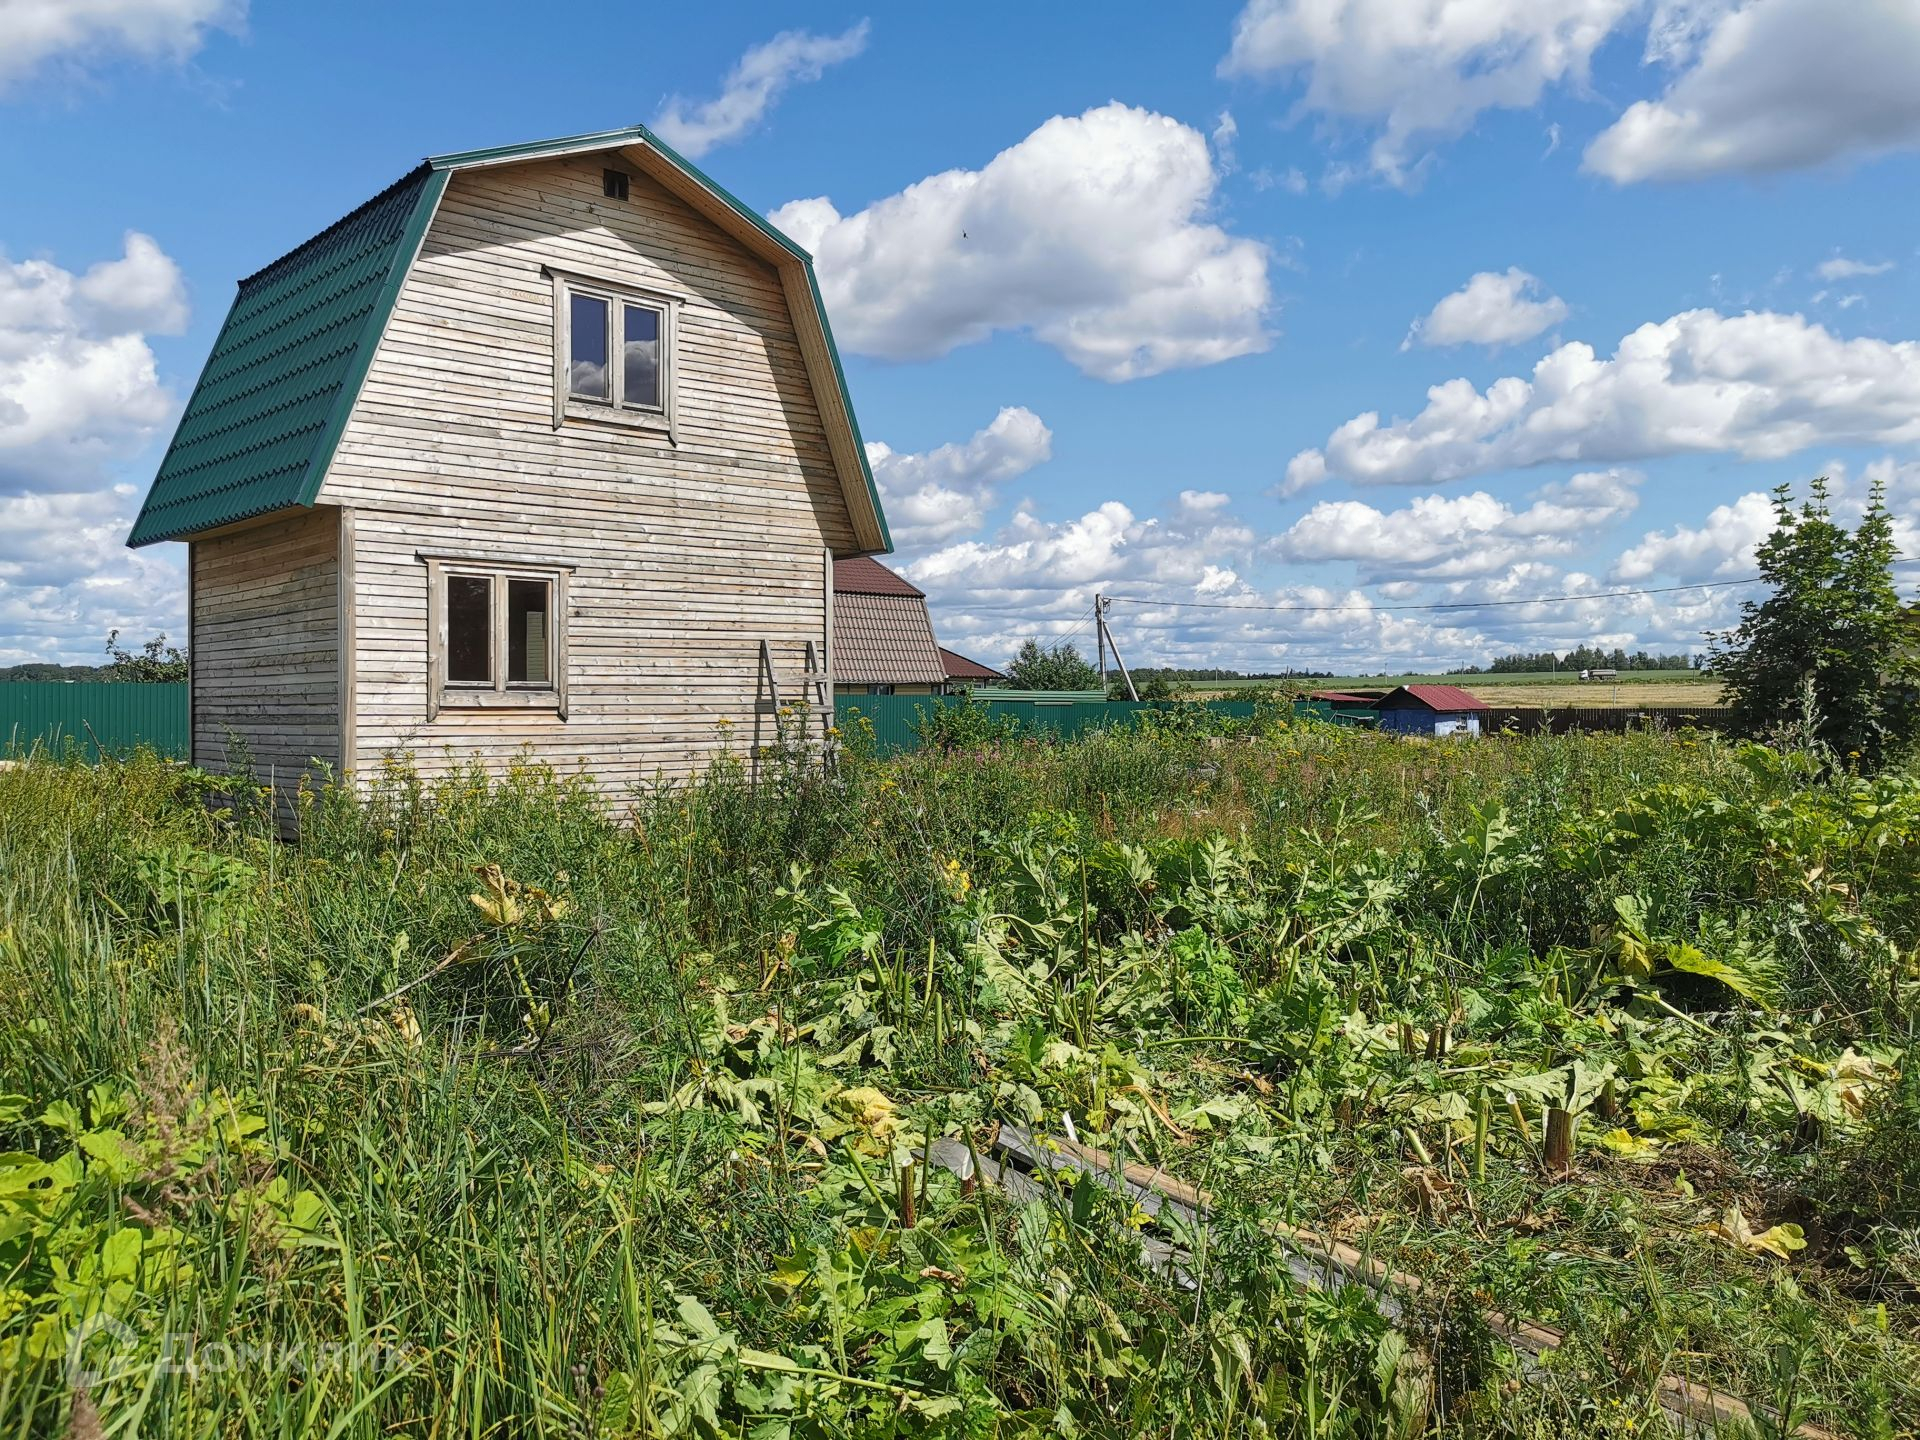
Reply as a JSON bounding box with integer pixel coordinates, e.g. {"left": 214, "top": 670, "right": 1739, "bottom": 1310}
{"left": 1375, "top": 684, "right": 1490, "bottom": 712}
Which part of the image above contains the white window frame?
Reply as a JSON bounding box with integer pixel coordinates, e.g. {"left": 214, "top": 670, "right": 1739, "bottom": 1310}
{"left": 423, "top": 555, "right": 572, "bottom": 719}
{"left": 547, "top": 263, "right": 681, "bottom": 443}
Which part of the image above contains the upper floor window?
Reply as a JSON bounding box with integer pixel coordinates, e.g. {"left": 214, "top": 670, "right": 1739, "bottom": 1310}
{"left": 549, "top": 265, "right": 679, "bottom": 439}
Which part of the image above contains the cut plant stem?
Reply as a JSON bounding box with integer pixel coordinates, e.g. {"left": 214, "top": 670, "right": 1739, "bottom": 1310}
{"left": 1505, "top": 1093, "right": 1534, "bottom": 1146}
{"left": 1544, "top": 1108, "right": 1575, "bottom": 1176}
{"left": 1404, "top": 1127, "right": 1434, "bottom": 1167}
{"left": 1473, "top": 1089, "right": 1490, "bottom": 1182}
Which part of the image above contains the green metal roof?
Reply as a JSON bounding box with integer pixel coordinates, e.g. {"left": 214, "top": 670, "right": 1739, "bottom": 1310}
{"left": 130, "top": 124, "right": 890, "bottom": 552}
{"left": 128, "top": 165, "right": 444, "bottom": 546}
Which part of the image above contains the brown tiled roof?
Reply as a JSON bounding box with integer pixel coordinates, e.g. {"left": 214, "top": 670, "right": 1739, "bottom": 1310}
{"left": 940, "top": 646, "right": 1004, "bottom": 681}
{"left": 1377, "top": 684, "right": 1489, "bottom": 712}
{"left": 833, "top": 590, "right": 948, "bottom": 686}
{"left": 833, "top": 555, "right": 925, "bottom": 598}
{"left": 1309, "top": 691, "right": 1379, "bottom": 705}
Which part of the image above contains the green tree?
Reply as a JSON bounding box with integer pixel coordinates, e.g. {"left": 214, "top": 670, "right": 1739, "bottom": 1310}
{"left": 1111, "top": 672, "right": 1182, "bottom": 701}
{"left": 1004, "top": 638, "right": 1099, "bottom": 691}
{"left": 103, "top": 630, "right": 189, "bottom": 683}
{"left": 1708, "top": 477, "right": 1918, "bottom": 764}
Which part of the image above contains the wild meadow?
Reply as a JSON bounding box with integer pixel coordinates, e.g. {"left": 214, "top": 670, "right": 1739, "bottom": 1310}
{"left": 1, "top": 715, "right": 1916, "bottom": 1438}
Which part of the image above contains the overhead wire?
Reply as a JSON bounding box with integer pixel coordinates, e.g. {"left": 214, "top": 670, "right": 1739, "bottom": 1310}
{"left": 1101, "top": 576, "right": 1764, "bottom": 615}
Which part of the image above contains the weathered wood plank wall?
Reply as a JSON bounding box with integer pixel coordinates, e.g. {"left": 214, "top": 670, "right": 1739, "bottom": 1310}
{"left": 318, "top": 155, "right": 855, "bottom": 789}
{"left": 190, "top": 508, "right": 339, "bottom": 782}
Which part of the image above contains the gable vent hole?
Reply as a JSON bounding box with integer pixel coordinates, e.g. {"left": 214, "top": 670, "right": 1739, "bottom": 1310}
{"left": 603, "top": 169, "right": 630, "bottom": 201}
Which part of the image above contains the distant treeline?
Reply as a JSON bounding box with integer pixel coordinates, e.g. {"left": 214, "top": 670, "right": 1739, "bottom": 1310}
{"left": 1125, "top": 667, "right": 1336, "bottom": 683}
{"left": 1451, "top": 647, "right": 1704, "bottom": 675}
{"left": 0, "top": 663, "right": 114, "bottom": 682}
{"left": 1, "top": 633, "right": 189, "bottom": 685}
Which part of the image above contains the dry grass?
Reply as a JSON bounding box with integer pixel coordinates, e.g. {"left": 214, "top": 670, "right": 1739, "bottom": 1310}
{"left": 1465, "top": 679, "right": 1725, "bottom": 708}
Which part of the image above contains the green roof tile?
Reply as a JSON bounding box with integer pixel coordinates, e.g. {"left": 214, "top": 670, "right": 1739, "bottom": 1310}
{"left": 128, "top": 166, "right": 442, "bottom": 546}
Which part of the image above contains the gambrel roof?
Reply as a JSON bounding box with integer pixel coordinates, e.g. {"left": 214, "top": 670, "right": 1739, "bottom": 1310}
{"left": 129, "top": 125, "right": 890, "bottom": 552}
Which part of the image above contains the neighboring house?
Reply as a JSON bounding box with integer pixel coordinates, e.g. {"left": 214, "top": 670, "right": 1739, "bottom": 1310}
{"left": 127, "top": 126, "right": 890, "bottom": 796}
{"left": 1307, "top": 690, "right": 1381, "bottom": 705}
{"left": 830, "top": 557, "right": 948, "bottom": 695}
{"left": 939, "top": 647, "right": 1005, "bottom": 689}
{"left": 1373, "top": 685, "right": 1489, "bottom": 737}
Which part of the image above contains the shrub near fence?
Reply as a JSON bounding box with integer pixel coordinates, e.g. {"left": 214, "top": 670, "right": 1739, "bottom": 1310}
{"left": 0, "top": 681, "right": 189, "bottom": 758}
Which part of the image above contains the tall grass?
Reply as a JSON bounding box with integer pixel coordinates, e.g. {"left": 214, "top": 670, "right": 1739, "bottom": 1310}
{"left": 1, "top": 723, "right": 1915, "bottom": 1437}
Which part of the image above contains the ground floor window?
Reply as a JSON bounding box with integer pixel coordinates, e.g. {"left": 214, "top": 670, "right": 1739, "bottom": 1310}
{"left": 424, "top": 557, "right": 570, "bottom": 718}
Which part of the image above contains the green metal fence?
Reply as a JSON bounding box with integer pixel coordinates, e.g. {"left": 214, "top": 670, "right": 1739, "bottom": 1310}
{"left": 0, "top": 682, "right": 189, "bottom": 758}
{"left": 833, "top": 694, "right": 1272, "bottom": 756}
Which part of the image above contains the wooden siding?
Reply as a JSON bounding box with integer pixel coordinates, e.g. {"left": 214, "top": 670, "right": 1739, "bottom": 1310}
{"left": 316, "top": 156, "right": 854, "bottom": 788}
{"left": 190, "top": 508, "right": 339, "bottom": 782}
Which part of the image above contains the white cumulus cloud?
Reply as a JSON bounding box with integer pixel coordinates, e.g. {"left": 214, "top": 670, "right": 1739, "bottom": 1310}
{"left": 771, "top": 102, "right": 1273, "bottom": 382}
{"left": 1274, "top": 470, "right": 1639, "bottom": 580}
{"left": 866, "top": 406, "right": 1052, "bottom": 549}
{"left": 0, "top": 0, "right": 244, "bottom": 91}
{"left": 1219, "top": 0, "right": 1639, "bottom": 184}
{"left": 0, "top": 235, "right": 189, "bottom": 662}
{"left": 906, "top": 499, "right": 1255, "bottom": 605}
{"left": 1289, "top": 308, "right": 1920, "bottom": 489}
{"left": 0, "top": 483, "right": 186, "bottom": 665}
{"left": 0, "top": 483, "right": 182, "bottom": 629}
{"left": 1611, "top": 490, "right": 1776, "bottom": 581}
{"left": 1404, "top": 268, "right": 1567, "bottom": 350}
{"left": 1586, "top": 0, "right": 1920, "bottom": 182}
{"left": 651, "top": 21, "right": 870, "bottom": 159}
{"left": 0, "top": 233, "right": 183, "bottom": 492}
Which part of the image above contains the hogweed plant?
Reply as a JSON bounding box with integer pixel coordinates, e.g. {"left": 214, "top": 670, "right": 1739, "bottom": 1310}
{"left": 0, "top": 724, "right": 1914, "bottom": 1437}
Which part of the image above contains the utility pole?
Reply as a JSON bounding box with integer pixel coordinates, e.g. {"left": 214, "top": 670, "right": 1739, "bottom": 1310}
{"left": 1094, "top": 594, "right": 1138, "bottom": 701}
{"left": 1094, "top": 592, "right": 1108, "bottom": 692}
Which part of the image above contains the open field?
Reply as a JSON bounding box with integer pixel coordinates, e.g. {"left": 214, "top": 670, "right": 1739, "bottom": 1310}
{"left": 1, "top": 723, "right": 1915, "bottom": 1437}
{"left": 1459, "top": 680, "right": 1724, "bottom": 708}
{"left": 1188, "top": 672, "right": 1724, "bottom": 708}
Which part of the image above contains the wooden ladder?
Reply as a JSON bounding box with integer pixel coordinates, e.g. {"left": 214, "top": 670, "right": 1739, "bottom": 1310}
{"left": 754, "top": 639, "right": 834, "bottom": 774}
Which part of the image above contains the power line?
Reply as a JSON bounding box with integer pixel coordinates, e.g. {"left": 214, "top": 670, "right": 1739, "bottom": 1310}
{"left": 1053, "top": 603, "right": 1099, "bottom": 646}
{"left": 1103, "top": 576, "right": 1764, "bottom": 616}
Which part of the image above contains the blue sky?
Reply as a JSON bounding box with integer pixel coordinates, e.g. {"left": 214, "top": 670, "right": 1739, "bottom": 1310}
{"left": 3, "top": 0, "right": 1918, "bottom": 673}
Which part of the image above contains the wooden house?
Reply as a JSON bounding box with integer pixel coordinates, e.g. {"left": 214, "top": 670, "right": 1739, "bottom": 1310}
{"left": 939, "top": 646, "right": 1005, "bottom": 689}
{"left": 1373, "top": 684, "right": 1488, "bottom": 737}
{"left": 827, "top": 558, "right": 1003, "bottom": 695}
{"left": 830, "top": 556, "right": 946, "bottom": 695}
{"left": 127, "top": 126, "right": 890, "bottom": 796}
